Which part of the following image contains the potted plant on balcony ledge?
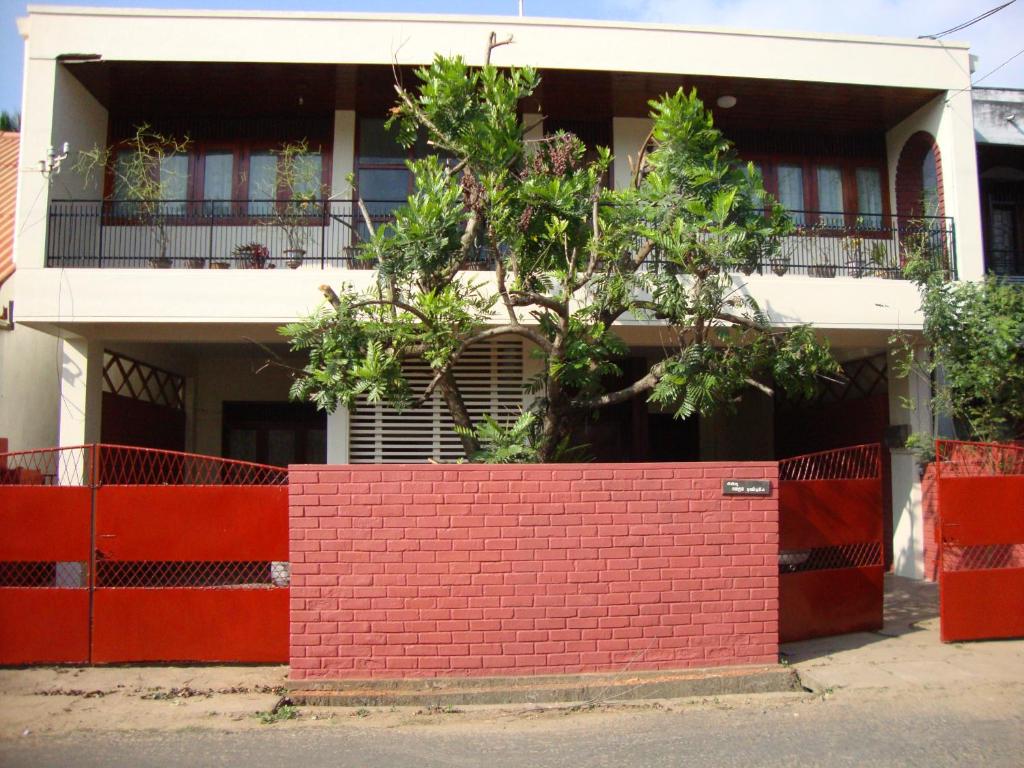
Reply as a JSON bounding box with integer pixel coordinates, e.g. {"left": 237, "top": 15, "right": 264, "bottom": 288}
{"left": 233, "top": 242, "right": 273, "bottom": 269}
{"left": 74, "top": 124, "right": 190, "bottom": 270}
{"left": 255, "top": 140, "right": 328, "bottom": 269}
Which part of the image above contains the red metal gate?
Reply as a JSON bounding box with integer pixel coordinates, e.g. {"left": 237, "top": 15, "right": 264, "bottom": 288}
{"left": 778, "top": 444, "right": 884, "bottom": 643}
{"left": 0, "top": 444, "right": 288, "bottom": 665}
{"left": 936, "top": 440, "right": 1024, "bottom": 643}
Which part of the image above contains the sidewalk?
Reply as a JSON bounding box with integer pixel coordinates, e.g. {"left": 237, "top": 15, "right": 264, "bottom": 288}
{"left": 783, "top": 574, "right": 1024, "bottom": 693}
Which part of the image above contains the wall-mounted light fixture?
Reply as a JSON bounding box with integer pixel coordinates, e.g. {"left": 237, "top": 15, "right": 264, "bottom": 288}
{"left": 40, "top": 142, "right": 69, "bottom": 179}
{"left": 716, "top": 95, "right": 737, "bottom": 109}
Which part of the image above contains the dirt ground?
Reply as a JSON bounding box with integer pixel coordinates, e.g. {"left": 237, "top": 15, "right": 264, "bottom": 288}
{"left": 0, "top": 664, "right": 819, "bottom": 739}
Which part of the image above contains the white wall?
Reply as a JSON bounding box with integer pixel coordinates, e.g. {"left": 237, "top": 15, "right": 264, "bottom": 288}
{"left": 885, "top": 93, "right": 984, "bottom": 281}
{"left": 0, "top": 304, "right": 60, "bottom": 450}
{"left": 24, "top": 8, "right": 972, "bottom": 91}
{"left": 15, "top": 57, "right": 108, "bottom": 270}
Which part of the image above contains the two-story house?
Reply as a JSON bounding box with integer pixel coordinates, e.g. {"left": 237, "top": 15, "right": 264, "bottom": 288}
{"left": 1, "top": 6, "right": 985, "bottom": 579}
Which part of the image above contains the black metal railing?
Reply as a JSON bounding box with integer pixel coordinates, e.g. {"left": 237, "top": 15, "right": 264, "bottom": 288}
{"left": 45, "top": 199, "right": 402, "bottom": 270}
{"left": 45, "top": 200, "right": 956, "bottom": 279}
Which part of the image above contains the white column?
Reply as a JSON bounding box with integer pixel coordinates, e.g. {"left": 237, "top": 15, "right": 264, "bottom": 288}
{"left": 57, "top": 338, "right": 103, "bottom": 485}
{"left": 58, "top": 338, "right": 103, "bottom": 448}
{"left": 331, "top": 110, "right": 356, "bottom": 197}
{"left": 612, "top": 117, "right": 652, "bottom": 191}
{"left": 887, "top": 345, "right": 931, "bottom": 579}
{"left": 326, "top": 408, "right": 350, "bottom": 464}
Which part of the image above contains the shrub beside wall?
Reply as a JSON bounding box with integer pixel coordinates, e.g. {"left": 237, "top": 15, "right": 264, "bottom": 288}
{"left": 289, "top": 462, "right": 779, "bottom": 680}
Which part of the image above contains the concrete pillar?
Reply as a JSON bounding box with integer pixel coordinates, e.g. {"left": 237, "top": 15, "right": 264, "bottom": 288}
{"left": 58, "top": 337, "right": 103, "bottom": 448}
{"left": 57, "top": 338, "right": 103, "bottom": 485}
{"left": 612, "top": 117, "right": 651, "bottom": 191}
{"left": 887, "top": 345, "right": 932, "bottom": 579}
{"left": 331, "top": 109, "right": 356, "bottom": 197}
{"left": 326, "top": 408, "right": 350, "bottom": 464}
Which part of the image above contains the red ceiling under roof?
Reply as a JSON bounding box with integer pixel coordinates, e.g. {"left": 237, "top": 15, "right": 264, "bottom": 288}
{"left": 0, "top": 132, "right": 18, "bottom": 288}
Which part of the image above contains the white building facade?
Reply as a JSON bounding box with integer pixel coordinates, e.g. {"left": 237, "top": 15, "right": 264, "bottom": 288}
{"left": 2, "top": 6, "right": 986, "bottom": 578}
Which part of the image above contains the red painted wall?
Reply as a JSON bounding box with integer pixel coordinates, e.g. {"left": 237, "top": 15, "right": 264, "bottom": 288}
{"left": 922, "top": 464, "right": 939, "bottom": 582}
{"left": 289, "top": 462, "right": 779, "bottom": 681}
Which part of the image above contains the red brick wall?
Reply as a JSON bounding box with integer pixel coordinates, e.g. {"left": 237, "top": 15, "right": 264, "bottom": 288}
{"left": 289, "top": 462, "right": 779, "bottom": 681}
{"left": 922, "top": 464, "right": 939, "bottom": 582}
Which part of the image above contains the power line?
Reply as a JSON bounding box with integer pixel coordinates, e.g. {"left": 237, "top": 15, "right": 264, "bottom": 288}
{"left": 972, "top": 44, "right": 1024, "bottom": 86}
{"left": 919, "top": 0, "right": 1016, "bottom": 39}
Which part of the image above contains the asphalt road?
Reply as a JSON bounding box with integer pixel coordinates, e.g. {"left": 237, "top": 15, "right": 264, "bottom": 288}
{"left": 3, "top": 687, "right": 1022, "bottom": 768}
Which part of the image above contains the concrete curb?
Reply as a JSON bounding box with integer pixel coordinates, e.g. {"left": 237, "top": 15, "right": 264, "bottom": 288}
{"left": 287, "top": 664, "right": 800, "bottom": 707}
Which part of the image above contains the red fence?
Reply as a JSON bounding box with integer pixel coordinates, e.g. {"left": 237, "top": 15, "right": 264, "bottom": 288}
{"left": 778, "top": 444, "right": 884, "bottom": 643}
{"left": 936, "top": 440, "right": 1024, "bottom": 643}
{"left": 0, "top": 444, "right": 288, "bottom": 665}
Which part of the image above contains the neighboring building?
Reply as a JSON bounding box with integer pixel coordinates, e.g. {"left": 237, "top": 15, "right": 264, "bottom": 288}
{"left": 0, "top": 131, "right": 16, "bottom": 288}
{"left": 6, "top": 7, "right": 987, "bottom": 578}
{"left": 0, "top": 127, "right": 61, "bottom": 455}
{"left": 974, "top": 87, "right": 1024, "bottom": 282}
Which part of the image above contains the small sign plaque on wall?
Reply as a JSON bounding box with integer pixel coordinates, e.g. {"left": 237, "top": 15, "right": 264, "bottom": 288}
{"left": 722, "top": 479, "right": 772, "bottom": 496}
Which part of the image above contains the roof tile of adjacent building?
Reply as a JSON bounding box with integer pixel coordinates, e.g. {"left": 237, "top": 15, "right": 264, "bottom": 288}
{"left": 0, "top": 132, "right": 19, "bottom": 287}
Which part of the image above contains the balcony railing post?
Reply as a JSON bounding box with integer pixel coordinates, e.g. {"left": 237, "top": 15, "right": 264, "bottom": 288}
{"left": 320, "top": 198, "right": 327, "bottom": 269}
{"left": 97, "top": 201, "right": 104, "bottom": 269}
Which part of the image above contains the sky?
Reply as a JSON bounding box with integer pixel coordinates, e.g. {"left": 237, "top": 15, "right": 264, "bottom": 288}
{"left": 2, "top": 0, "right": 1024, "bottom": 116}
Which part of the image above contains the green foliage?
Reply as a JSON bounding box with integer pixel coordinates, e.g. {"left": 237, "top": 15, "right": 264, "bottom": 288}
{"left": 256, "top": 705, "right": 298, "bottom": 724}
{"left": 74, "top": 124, "right": 190, "bottom": 262}
{"left": 0, "top": 111, "right": 19, "bottom": 132}
{"left": 455, "top": 411, "right": 540, "bottom": 464}
{"left": 74, "top": 123, "right": 190, "bottom": 203}
{"left": 904, "top": 432, "right": 937, "bottom": 464}
{"left": 897, "top": 253, "right": 1024, "bottom": 443}
{"left": 282, "top": 52, "right": 837, "bottom": 461}
{"left": 256, "top": 139, "right": 328, "bottom": 252}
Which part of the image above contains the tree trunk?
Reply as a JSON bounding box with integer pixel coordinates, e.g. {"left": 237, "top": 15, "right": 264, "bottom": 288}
{"left": 437, "top": 370, "right": 480, "bottom": 457}
{"left": 537, "top": 378, "right": 572, "bottom": 463}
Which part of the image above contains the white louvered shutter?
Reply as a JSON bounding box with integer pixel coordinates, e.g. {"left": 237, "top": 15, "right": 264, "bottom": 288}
{"left": 348, "top": 340, "right": 525, "bottom": 463}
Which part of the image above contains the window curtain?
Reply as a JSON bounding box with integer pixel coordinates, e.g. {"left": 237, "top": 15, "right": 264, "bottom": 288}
{"left": 777, "top": 165, "right": 805, "bottom": 225}
{"left": 816, "top": 166, "right": 844, "bottom": 227}
{"left": 855, "top": 168, "right": 883, "bottom": 228}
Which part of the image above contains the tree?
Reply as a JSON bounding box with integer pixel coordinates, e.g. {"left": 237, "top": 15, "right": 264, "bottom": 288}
{"left": 74, "top": 124, "right": 190, "bottom": 266}
{"left": 282, "top": 49, "right": 837, "bottom": 462}
{"left": 252, "top": 139, "right": 329, "bottom": 265}
{"left": 896, "top": 254, "right": 1024, "bottom": 447}
{"left": 0, "top": 111, "right": 19, "bottom": 132}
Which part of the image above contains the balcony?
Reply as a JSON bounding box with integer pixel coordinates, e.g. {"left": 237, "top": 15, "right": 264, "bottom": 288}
{"left": 45, "top": 200, "right": 956, "bottom": 279}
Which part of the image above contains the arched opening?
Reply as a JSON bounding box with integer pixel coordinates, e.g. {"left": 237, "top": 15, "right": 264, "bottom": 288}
{"left": 895, "top": 131, "right": 944, "bottom": 219}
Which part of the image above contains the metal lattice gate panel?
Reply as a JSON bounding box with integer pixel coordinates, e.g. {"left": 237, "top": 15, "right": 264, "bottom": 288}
{"left": 0, "top": 444, "right": 289, "bottom": 665}
{"left": 936, "top": 440, "right": 1024, "bottom": 643}
{"left": 778, "top": 444, "right": 884, "bottom": 643}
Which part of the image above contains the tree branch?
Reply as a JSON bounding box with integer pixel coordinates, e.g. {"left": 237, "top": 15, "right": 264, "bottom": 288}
{"left": 352, "top": 297, "right": 431, "bottom": 326}
{"left": 319, "top": 285, "right": 341, "bottom": 308}
{"left": 485, "top": 32, "right": 514, "bottom": 65}
{"left": 573, "top": 362, "right": 667, "bottom": 409}
{"left": 508, "top": 290, "right": 566, "bottom": 316}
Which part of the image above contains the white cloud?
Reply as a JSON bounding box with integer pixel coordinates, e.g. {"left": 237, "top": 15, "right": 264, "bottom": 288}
{"left": 602, "top": 0, "right": 1024, "bottom": 88}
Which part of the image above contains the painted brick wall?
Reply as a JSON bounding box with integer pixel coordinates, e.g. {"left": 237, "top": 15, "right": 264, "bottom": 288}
{"left": 922, "top": 464, "right": 939, "bottom": 582}
{"left": 289, "top": 462, "right": 779, "bottom": 680}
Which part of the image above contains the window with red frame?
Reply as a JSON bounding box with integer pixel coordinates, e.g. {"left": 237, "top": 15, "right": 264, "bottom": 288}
{"left": 747, "top": 157, "right": 888, "bottom": 230}
{"left": 107, "top": 141, "right": 329, "bottom": 218}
